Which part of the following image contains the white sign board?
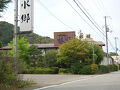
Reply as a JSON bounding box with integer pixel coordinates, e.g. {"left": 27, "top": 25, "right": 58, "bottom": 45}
{"left": 20, "top": 0, "right": 33, "bottom": 32}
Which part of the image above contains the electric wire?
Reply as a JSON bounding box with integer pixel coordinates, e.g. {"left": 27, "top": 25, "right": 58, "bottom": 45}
{"left": 99, "top": 0, "right": 109, "bottom": 15}
{"left": 76, "top": 0, "right": 105, "bottom": 33}
{"left": 38, "top": 0, "right": 74, "bottom": 30}
{"left": 65, "top": 0, "right": 104, "bottom": 40}
{"left": 95, "top": 0, "right": 106, "bottom": 16}
{"left": 74, "top": 0, "right": 105, "bottom": 37}
{"left": 73, "top": 0, "right": 116, "bottom": 51}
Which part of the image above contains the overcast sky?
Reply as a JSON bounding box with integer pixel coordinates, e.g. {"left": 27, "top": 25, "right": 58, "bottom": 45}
{"left": 0, "top": 0, "right": 120, "bottom": 54}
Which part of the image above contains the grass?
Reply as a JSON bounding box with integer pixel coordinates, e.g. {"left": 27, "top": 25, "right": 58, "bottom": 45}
{"left": 0, "top": 79, "right": 36, "bottom": 89}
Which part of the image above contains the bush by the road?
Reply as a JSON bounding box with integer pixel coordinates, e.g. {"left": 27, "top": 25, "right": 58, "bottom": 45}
{"left": 70, "top": 63, "right": 84, "bottom": 74}
{"left": 0, "top": 56, "right": 33, "bottom": 88}
{"left": 59, "top": 68, "right": 71, "bottom": 74}
{"left": 113, "top": 64, "right": 118, "bottom": 71}
{"left": 80, "top": 65, "right": 92, "bottom": 74}
{"left": 98, "top": 65, "right": 110, "bottom": 74}
{"left": 91, "top": 64, "right": 98, "bottom": 74}
{"left": 23, "top": 67, "right": 59, "bottom": 74}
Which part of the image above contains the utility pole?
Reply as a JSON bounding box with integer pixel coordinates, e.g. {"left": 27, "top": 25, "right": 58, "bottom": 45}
{"left": 78, "top": 30, "right": 83, "bottom": 42}
{"left": 115, "top": 37, "right": 119, "bottom": 70}
{"left": 105, "top": 16, "right": 109, "bottom": 64}
{"left": 115, "top": 37, "right": 118, "bottom": 62}
{"left": 14, "top": 0, "right": 18, "bottom": 69}
{"left": 79, "top": 30, "right": 82, "bottom": 42}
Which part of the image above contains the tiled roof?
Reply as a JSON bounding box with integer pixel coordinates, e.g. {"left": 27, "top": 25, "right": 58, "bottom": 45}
{"left": 0, "top": 40, "right": 105, "bottom": 50}
{"left": 97, "top": 41, "right": 105, "bottom": 46}
{"left": 31, "top": 44, "right": 58, "bottom": 49}
{"left": 0, "top": 46, "right": 12, "bottom": 50}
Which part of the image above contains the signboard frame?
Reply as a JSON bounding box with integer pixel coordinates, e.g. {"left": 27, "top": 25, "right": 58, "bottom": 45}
{"left": 20, "top": 0, "right": 34, "bottom": 33}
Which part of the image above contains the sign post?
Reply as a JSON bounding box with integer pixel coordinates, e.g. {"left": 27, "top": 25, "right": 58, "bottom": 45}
{"left": 20, "top": 0, "right": 33, "bottom": 33}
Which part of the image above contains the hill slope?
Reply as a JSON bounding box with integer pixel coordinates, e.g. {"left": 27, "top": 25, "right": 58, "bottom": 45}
{"left": 0, "top": 21, "right": 54, "bottom": 46}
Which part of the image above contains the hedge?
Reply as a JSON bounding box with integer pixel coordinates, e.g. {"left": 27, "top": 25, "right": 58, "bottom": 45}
{"left": 98, "top": 65, "right": 110, "bottom": 74}
{"left": 59, "top": 68, "right": 71, "bottom": 74}
{"left": 23, "top": 67, "right": 59, "bottom": 74}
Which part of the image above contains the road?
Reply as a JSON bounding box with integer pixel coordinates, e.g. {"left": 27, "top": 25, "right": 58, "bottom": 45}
{"left": 34, "top": 71, "right": 120, "bottom": 90}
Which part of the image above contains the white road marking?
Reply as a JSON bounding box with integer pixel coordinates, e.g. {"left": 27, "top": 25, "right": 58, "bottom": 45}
{"left": 34, "top": 75, "right": 103, "bottom": 90}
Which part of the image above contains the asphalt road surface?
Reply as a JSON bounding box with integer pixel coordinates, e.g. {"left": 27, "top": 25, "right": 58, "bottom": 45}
{"left": 34, "top": 71, "right": 120, "bottom": 90}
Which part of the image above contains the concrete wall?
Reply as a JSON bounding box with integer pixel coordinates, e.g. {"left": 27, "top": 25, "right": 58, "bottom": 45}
{"left": 101, "top": 56, "right": 114, "bottom": 65}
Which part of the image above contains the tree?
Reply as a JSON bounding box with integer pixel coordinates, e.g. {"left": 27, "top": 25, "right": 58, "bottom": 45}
{"left": 109, "top": 52, "right": 118, "bottom": 56}
{"left": 0, "top": 0, "right": 11, "bottom": 12}
{"left": 8, "top": 36, "right": 30, "bottom": 64}
{"left": 0, "top": 21, "right": 54, "bottom": 46}
{"left": 0, "top": 21, "right": 14, "bottom": 46}
{"left": 94, "top": 44, "right": 104, "bottom": 64}
{"left": 28, "top": 45, "right": 43, "bottom": 67}
{"left": 44, "top": 50, "right": 57, "bottom": 67}
{"left": 57, "top": 39, "right": 104, "bottom": 68}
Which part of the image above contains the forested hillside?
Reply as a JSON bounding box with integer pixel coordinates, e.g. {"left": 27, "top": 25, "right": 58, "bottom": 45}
{"left": 0, "top": 21, "right": 14, "bottom": 46}
{"left": 0, "top": 21, "right": 54, "bottom": 46}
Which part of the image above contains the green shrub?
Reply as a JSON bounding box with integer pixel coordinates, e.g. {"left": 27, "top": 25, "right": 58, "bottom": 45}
{"left": 108, "top": 65, "right": 114, "bottom": 72}
{"left": 0, "top": 57, "right": 17, "bottom": 82}
{"left": 107, "top": 64, "right": 118, "bottom": 72}
{"left": 113, "top": 64, "right": 118, "bottom": 71}
{"left": 51, "top": 67, "right": 59, "bottom": 74}
{"left": 70, "top": 63, "right": 84, "bottom": 74}
{"left": 0, "top": 56, "right": 33, "bottom": 88}
{"left": 81, "top": 65, "right": 92, "bottom": 74}
{"left": 23, "top": 67, "right": 59, "bottom": 74}
{"left": 91, "top": 64, "right": 98, "bottom": 74}
{"left": 119, "top": 64, "right": 120, "bottom": 70}
{"left": 59, "top": 68, "right": 71, "bottom": 74}
{"left": 98, "top": 65, "right": 110, "bottom": 74}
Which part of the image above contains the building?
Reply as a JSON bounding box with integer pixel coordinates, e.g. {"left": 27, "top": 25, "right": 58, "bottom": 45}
{"left": 0, "top": 31, "right": 105, "bottom": 54}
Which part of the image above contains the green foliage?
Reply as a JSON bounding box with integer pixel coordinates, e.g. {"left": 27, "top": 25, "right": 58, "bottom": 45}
{"left": 0, "top": 41, "right": 2, "bottom": 48}
{"left": 91, "top": 64, "right": 98, "bottom": 74}
{"left": 0, "top": 21, "right": 54, "bottom": 46}
{"left": 59, "top": 68, "right": 71, "bottom": 74}
{"left": 23, "top": 67, "right": 59, "bottom": 74}
{"left": 0, "top": 57, "right": 17, "bottom": 82}
{"left": 8, "top": 36, "right": 30, "bottom": 64}
{"left": 108, "top": 64, "right": 114, "bottom": 72}
{"left": 57, "top": 39, "right": 104, "bottom": 68}
{"left": 70, "top": 62, "right": 84, "bottom": 74}
{"left": 109, "top": 52, "right": 118, "bottom": 56}
{"left": 0, "top": 21, "right": 14, "bottom": 46}
{"left": 98, "top": 65, "right": 110, "bottom": 74}
{"left": 107, "top": 64, "right": 118, "bottom": 72}
{"left": 28, "top": 45, "right": 43, "bottom": 67}
{"left": 94, "top": 44, "right": 104, "bottom": 64}
{"left": 44, "top": 50, "right": 57, "bottom": 67}
{"left": 0, "top": 56, "right": 33, "bottom": 88}
{"left": 80, "top": 65, "right": 92, "bottom": 74}
{"left": 21, "top": 33, "right": 54, "bottom": 44}
{"left": 0, "top": 0, "right": 11, "bottom": 12}
{"left": 57, "top": 39, "right": 92, "bottom": 68}
{"left": 112, "top": 64, "right": 118, "bottom": 71}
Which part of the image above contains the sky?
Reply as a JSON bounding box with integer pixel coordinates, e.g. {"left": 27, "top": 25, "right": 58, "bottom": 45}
{"left": 0, "top": 0, "right": 120, "bottom": 55}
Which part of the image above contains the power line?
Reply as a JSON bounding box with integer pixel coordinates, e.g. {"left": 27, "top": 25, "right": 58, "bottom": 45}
{"left": 73, "top": 0, "right": 106, "bottom": 37}
{"left": 76, "top": 0, "right": 105, "bottom": 34}
{"left": 65, "top": 0, "right": 104, "bottom": 40}
{"left": 95, "top": 0, "right": 106, "bottom": 16}
{"left": 38, "top": 0, "right": 74, "bottom": 30}
{"left": 99, "top": 0, "right": 109, "bottom": 15}
{"left": 73, "top": 0, "right": 116, "bottom": 51}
